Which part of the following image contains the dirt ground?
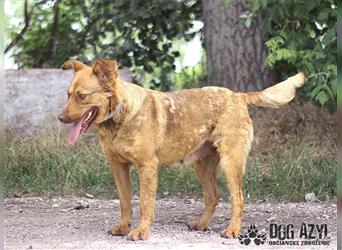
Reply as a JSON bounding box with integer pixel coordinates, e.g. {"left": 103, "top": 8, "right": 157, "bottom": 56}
{"left": 5, "top": 197, "right": 336, "bottom": 250}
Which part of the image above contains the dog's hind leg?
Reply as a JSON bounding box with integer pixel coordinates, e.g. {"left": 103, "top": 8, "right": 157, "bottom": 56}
{"left": 188, "top": 153, "right": 220, "bottom": 231}
{"left": 217, "top": 131, "right": 252, "bottom": 238}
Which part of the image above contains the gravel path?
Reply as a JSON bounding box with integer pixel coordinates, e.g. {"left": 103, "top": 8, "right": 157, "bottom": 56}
{"left": 5, "top": 197, "right": 336, "bottom": 249}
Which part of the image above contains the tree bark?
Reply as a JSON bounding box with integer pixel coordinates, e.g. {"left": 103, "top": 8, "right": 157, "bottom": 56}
{"left": 45, "top": 0, "right": 60, "bottom": 62}
{"left": 202, "top": 0, "right": 277, "bottom": 91}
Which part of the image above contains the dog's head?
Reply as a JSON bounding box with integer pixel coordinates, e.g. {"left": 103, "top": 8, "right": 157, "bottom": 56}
{"left": 58, "top": 59, "right": 120, "bottom": 145}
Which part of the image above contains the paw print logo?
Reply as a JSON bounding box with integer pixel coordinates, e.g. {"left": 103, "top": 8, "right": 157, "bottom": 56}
{"left": 237, "top": 223, "right": 267, "bottom": 246}
{"left": 237, "top": 234, "right": 251, "bottom": 245}
{"left": 254, "top": 233, "right": 268, "bottom": 245}
{"left": 247, "top": 223, "right": 258, "bottom": 238}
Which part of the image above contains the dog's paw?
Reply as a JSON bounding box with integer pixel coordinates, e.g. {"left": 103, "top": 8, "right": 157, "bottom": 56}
{"left": 108, "top": 223, "right": 130, "bottom": 236}
{"left": 127, "top": 226, "right": 150, "bottom": 241}
{"left": 220, "top": 225, "right": 241, "bottom": 238}
{"left": 187, "top": 220, "right": 208, "bottom": 231}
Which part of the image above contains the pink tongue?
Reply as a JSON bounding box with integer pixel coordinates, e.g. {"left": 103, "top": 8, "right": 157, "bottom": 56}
{"left": 68, "top": 113, "right": 87, "bottom": 145}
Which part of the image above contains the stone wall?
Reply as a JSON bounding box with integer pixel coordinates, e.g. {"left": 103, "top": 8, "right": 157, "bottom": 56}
{"left": 5, "top": 69, "right": 132, "bottom": 137}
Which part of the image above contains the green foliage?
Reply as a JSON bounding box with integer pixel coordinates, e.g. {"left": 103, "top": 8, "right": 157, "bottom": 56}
{"left": 133, "top": 37, "right": 206, "bottom": 90}
{"left": 173, "top": 63, "right": 207, "bottom": 89}
{"left": 5, "top": 130, "right": 336, "bottom": 201}
{"left": 6, "top": 0, "right": 337, "bottom": 109}
{"left": 6, "top": 0, "right": 201, "bottom": 89}
{"left": 247, "top": 0, "right": 337, "bottom": 110}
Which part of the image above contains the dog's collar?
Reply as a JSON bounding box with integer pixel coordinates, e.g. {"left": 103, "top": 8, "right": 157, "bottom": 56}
{"left": 100, "top": 97, "right": 123, "bottom": 123}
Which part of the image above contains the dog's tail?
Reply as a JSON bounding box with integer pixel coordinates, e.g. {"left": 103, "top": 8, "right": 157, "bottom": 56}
{"left": 242, "top": 72, "right": 306, "bottom": 108}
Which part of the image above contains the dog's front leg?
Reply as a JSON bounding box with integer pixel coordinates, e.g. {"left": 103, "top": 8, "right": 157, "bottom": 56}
{"left": 127, "top": 161, "right": 158, "bottom": 241}
{"left": 107, "top": 158, "right": 132, "bottom": 236}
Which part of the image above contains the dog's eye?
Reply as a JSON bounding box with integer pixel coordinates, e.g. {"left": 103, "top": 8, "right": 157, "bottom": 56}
{"left": 78, "top": 94, "right": 86, "bottom": 100}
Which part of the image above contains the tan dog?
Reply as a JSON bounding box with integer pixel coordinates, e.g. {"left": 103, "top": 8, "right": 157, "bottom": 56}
{"left": 58, "top": 59, "right": 305, "bottom": 240}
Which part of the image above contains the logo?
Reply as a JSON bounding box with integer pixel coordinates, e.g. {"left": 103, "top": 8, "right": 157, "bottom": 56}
{"left": 237, "top": 223, "right": 267, "bottom": 246}
{"left": 237, "top": 223, "right": 331, "bottom": 246}
{"left": 268, "top": 223, "right": 330, "bottom": 246}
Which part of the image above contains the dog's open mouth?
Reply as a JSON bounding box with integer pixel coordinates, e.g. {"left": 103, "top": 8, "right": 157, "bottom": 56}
{"left": 68, "top": 107, "right": 98, "bottom": 145}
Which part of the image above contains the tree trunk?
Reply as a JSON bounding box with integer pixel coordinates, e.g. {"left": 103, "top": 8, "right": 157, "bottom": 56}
{"left": 202, "top": 0, "right": 277, "bottom": 91}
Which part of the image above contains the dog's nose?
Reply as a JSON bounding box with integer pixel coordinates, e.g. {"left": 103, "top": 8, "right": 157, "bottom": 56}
{"left": 58, "top": 113, "right": 71, "bottom": 123}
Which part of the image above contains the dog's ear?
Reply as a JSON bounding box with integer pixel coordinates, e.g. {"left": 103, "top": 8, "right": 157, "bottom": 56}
{"left": 61, "top": 60, "right": 86, "bottom": 72}
{"left": 92, "top": 59, "right": 118, "bottom": 85}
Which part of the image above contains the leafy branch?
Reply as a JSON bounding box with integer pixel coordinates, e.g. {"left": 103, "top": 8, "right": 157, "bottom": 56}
{"left": 5, "top": 0, "right": 49, "bottom": 54}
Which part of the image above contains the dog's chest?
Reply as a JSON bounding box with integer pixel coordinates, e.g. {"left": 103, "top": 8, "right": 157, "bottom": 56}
{"left": 97, "top": 128, "right": 136, "bottom": 163}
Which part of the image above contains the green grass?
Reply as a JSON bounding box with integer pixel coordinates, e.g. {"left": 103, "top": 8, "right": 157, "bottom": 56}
{"left": 5, "top": 130, "right": 336, "bottom": 201}
{"left": 244, "top": 140, "right": 336, "bottom": 201}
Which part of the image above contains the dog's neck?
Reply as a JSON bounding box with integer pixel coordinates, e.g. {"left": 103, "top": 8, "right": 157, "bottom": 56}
{"left": 97, "top": 79, "right": 146, "bottom": 130}
{"left": 100, "top": 97, "right": 123, "bottom": 123}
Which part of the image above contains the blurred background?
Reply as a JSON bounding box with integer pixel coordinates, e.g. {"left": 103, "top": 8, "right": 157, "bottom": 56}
{"left": 4, "top": 0, "right": 336, "bottom": 202}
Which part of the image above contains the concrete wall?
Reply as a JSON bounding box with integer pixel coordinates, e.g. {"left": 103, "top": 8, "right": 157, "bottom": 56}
{"left": 5, "top": 69, "right": 132, "bottom": 137}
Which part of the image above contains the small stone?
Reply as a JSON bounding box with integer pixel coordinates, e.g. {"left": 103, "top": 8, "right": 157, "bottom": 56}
{"left": 51, "top": 204, "right": 59, "bottom": 208}
{"left": 73, "top": 203, "right": 89, "bottom": 210}
{"left": 27, "top": 245, "right": 33, "bottom": 249}
{"left": 305, "top": 193, "right": 316, "bottom": 202}
{"left": 184, "top": 198, "right": 195, "bottom": 204}
{"left": 256, "top": 199, "right": 265, "bottom": 203}
{"left": 13, "top": 192, "right": 21, "bottom": 198}
{"left": 85, "top": 193, "right": 94, "bottom": 199}
{"left": 267, "top": 216, "right": 276, "bottom": 222}
{"left": 163, "top": 191, "right": 169, "bottom": 196}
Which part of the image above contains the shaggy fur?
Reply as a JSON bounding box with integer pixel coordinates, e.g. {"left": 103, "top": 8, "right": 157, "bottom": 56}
{"left": 58, "top": 59, "right": 305, "bottom": 240}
